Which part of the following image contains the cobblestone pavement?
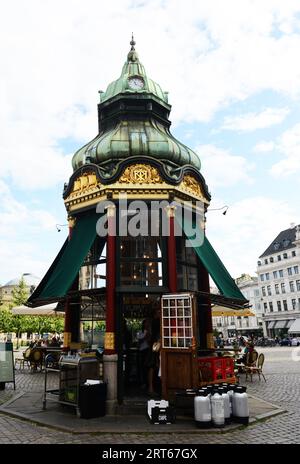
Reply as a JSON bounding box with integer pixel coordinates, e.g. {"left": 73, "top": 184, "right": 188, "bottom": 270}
{"left": 0, "top": 347, "right": 299, "bottom": 444}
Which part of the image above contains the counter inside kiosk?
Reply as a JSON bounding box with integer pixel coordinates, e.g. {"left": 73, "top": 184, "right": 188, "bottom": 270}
{"left": 160, "top": 293, "right": 235, "bottom": 400}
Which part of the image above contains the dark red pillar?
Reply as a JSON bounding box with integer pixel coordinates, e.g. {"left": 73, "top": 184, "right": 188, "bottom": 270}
{"left": 167, "top": 207, "right": 177, "bottom": 293}
{"left": 105, "top": 205, "right": 116, "bottom": 354}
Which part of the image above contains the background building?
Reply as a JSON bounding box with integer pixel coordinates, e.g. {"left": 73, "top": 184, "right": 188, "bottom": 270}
{"left": 0, "top": 273, "right": 40, "bottom": 304}
{"left": 212, "top": 275, "right": 262, "bottom": 339}
{"left": 257, "top": 224, "right": 300, "bottom": 337}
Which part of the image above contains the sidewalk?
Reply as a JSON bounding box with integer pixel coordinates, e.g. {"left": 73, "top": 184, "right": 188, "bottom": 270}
{"left": 0, "top": 372, "right": 285, "bottom": 434}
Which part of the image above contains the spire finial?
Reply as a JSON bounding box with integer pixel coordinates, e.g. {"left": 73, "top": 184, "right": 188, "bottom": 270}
{"left": 130, "top": 33, "right": 136, "bottom": 51}
{"left": 127, "top": 33, "right": 139, "bottom": 62}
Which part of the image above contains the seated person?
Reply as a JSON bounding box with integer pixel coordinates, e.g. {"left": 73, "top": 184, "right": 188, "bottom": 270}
{"left": 236, "top": 341, "right": 255, "bottom": 365}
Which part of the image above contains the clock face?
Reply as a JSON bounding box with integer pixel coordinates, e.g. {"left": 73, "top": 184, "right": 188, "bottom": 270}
{"left": 128, "top": 76, "right": 145, "bottom": 90}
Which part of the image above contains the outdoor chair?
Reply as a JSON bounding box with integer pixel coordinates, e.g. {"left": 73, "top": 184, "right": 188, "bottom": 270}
{"left": 235, "top": 350, "right": 258, "bottom": 375}
{"left": 28, "top": 348, "right": 44, "bottom": 372}
{"left": 245, "top": 353, "right": 266, "bottom": 382}
{"left": 14, "top": 348, "right": 31, "bottom": 370}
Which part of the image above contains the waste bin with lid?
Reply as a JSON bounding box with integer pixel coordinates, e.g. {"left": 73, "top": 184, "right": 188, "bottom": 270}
{"left": 79, "top": 382, "right": 107, "bottom": 419}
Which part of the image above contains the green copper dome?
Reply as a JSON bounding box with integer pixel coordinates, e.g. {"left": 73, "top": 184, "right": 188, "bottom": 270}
{"left": 72, "top": 119, "right": 200, "bottom": 171}
{"left": 100, "top": 36, "right": 168, "bottom": 104}
{"left": 71, "top": 36, "right": 201, "bottom": 174}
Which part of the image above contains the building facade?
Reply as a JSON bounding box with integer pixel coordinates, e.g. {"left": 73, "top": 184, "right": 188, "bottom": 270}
{"left": 212, "top": 275, "right": 263, "bottom": 338}
{"left": 257, "top": 224, "right": 300, "bottom": 337}
{"left": 0, "top": 273, "right": 40, "bottom": 305}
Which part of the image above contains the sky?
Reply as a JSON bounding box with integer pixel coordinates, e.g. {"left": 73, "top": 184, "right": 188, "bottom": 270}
{"left": 1, "top": 0, "right": 300, "bottom": 284}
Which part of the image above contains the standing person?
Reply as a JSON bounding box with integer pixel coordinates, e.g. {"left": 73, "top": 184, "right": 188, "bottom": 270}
{"left": 136, "top": 319, "right": 151, "bottom": 388}
{"left": 147, "top": 307, "right": 161, "bottom": 396}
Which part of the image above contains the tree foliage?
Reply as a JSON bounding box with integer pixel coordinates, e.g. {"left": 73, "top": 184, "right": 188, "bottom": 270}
{"left": 11, "top": 277, "right": 29, "bottom": 306}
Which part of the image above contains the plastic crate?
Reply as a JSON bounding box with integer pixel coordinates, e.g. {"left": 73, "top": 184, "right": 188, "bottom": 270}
{"left": 222, "top": 357, "right": 234, "bottom": 379}
{"left": 147, "top": 400, "right": 176, "bottom": 424}
{"left": 198, "top": 357, "right": 223, "bottom": 382}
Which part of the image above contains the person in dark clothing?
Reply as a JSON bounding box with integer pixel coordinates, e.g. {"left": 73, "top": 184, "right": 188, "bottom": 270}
{"left": 147, "top": 307, "right": 161, "bottom": 396}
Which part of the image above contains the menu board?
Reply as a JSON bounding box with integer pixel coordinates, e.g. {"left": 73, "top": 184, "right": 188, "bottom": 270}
{"left": 0, "top": 342, "right": 14, "bottom": 383}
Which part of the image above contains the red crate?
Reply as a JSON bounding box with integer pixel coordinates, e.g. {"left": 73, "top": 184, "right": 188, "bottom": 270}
{"left": 198, "top": 356, "right": 235, "bottom": 383}
{"left": 198, "top": 357, "right": 224, "bottom": 382}
{"left": 222, "top": 357, "right": 234, "bottom": 379}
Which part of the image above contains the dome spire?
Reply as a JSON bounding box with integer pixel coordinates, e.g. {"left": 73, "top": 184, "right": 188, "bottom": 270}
{"left": 127, "top": 32, "right": 139, "bottom": 62}
{"left": 130, "top": 32, "right": 136, "bottom": 51}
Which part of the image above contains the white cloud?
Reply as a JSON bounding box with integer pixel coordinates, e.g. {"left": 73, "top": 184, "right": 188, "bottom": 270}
{"left": 206, "top": 195, "right": 300, "bottom": 278}
{"left": 195, "top": 144, "right": 254, "bottom": 188}
{"left": 270, "top": 123, "right": 300, "bottom": 176}
{"left": 253, "top": 141, "right": 275, "bottom": 152}
{"left": 0, "top": 1, "right": 300, "bottom": 190}
{"left": 0, "top": 180, "right": 63, "bottom": 283}
{"left": 221, "top": 108, "right": 289, "bottom": 132}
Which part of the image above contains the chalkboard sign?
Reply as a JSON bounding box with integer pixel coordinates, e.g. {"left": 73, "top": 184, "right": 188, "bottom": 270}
{"left": 0, "top": 342, "right": 15, "bottom": 388}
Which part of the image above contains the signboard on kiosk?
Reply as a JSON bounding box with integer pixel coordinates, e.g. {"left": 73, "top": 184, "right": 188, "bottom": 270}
{"left": 0, "top": 342, "right": 15, "bottom": 388}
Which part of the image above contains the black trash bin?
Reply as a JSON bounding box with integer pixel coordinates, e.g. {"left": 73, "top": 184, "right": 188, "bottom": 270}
{"left": 79, "top": 382, "right": 107, "bottom": 419}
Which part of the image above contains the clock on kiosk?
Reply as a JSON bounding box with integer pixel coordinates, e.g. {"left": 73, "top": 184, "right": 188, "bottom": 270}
{"left": 128, "top": 76, "right": 145, "bottom": 90}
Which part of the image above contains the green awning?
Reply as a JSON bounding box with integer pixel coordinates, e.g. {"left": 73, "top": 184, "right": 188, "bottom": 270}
{"left": 28, "top": 212, "right": 101, "bottom": 306}
{"left": 181, "top": 216, "right": 247, "bottom": 303}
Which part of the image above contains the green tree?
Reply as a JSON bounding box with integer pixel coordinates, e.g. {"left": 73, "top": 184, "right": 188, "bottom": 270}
{"left": 11, "top": 277, "right": 29, "bottom": 306}
{"left": 0, "top": 305, "right": 13, "bottom": 333}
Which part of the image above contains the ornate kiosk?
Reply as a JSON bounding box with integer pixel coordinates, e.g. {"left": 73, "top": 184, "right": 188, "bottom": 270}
{"left": 28, "top": 37, "right": 248, "bottom": 410}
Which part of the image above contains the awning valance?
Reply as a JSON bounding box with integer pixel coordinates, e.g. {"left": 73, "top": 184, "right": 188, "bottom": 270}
{"left": 180, "top": 216, "right": 248, "bottom": 304}
{"left": 267, "top": 321, "right": 276, "bottom": 329}
{"left": 274, "top": 320, "right": 287, "bottom": 329}
{"left": 12, "top": 303, "right": 64, "bottom": 316}
{"left": 288, "top": 319, "right": 300, "bottom": 333}
{"left": 28, "top": 212, "right": 101, "bottom": 306}
{"left": 286, "top": 320, "right": 294, "bottom": 329}
{"left": 212, "top": 305, "right": 255, "bottom": 317}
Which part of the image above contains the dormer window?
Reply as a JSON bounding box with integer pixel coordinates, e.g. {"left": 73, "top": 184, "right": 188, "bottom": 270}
{"left": 273, "top": 242, "right": 280, "bottom": 250}
{"left": 283, "top": 239, "right": 290, "bottom": 248}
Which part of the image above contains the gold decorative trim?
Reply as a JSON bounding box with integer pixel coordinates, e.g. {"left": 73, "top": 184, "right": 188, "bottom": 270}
{"left": 180, "top": 175, "right": 202, "bottom": 197}
{"left": 66, "top": 172, "right": 101, "bottom": 202}
{"left": 119, "top": 164, "right": 163, "bottom": 184}
{"left": 104, "top": 332, "right": 115, "bottom": 350}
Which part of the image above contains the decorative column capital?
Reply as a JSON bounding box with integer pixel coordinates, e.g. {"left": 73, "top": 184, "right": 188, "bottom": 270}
{"left": 68, "top": 216, "right": 76, "bottom": 228}
{"left": 166, "top": 205, "right": 177, "bottom": 218}
{"left": 105, "top": 204, "right": 116, "bottom": 217}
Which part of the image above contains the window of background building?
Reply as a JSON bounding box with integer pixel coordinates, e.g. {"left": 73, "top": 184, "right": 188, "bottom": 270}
{"left": 291, "top": 299, "right": 296, "bottom": 310}
{"left": 262, "top": 287, "right": 266, "bottom": 297}
{"left": 264, "top": 302, "right": 268, "bottom": 312}
{"left": 266, "top": 273, "right": 270, "bottom": 280}
{"left": 278, "top": 255, "right": 281, "bottom": 261}
{"left": 270, "top": 257, "right": 274, "bottom": 263}
{"left": 264, "top": 259, "right": 268, "bottom": 265}
{"left": 296, "top": 280, "right": 300, "bottom": 291}
{"left": 279, "top": 270, "right": 284, "bottom": 277}
{"left": 267, "top": 285, "right": 272, "bottom": 296}
{"left": 277, "top": 301, "right": 282, "bottom": 311}
{"left": 281, "top": 283, "right": 286, "bottom": 293}
{"left": 288, "top": 267, "right": 293, "bottom": 276}
{"left": 273, "top": 271, "right": 278, "bottom": 279}
{"left": 283, "top": 253, "right": 288, "bottom": 259}
{"left": 290, "top": 281, "right": 295, "bottom": 292}
{"left": 269, "top": 302, "right": 273, "bottom": 312}
{"left": 292, "top": 251, "right": 296, "bottom": 257}
{"left": 283, "top": 300, "right": 288, "bottom": 311}
{"left": 294, "top": 266, "right": 299, "bottom": 274}
{"left": 275, "top": 284, "right": 279, "bottom": 294}
{"left": 254, "top": 289, "right": 259, "bottom": 297}
{"left": 260, "top": 274, "right": 264, "bottom": 281}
